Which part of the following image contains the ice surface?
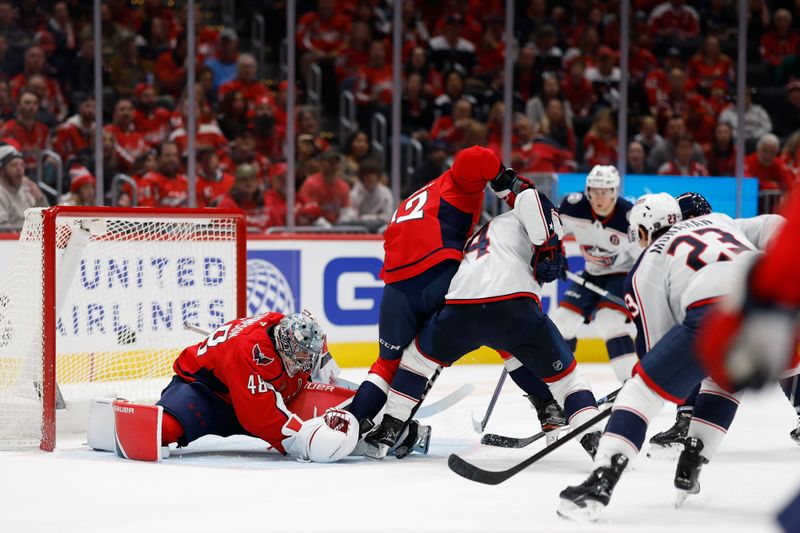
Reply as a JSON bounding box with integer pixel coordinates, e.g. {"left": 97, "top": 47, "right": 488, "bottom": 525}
{"left": 1, "top": 364, "right": 798, "bottom": 533}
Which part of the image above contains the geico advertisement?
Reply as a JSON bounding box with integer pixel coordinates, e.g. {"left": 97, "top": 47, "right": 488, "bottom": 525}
{"left": 54, "top": 241, "right": 238, "bottom": 352}
{"left": 0, "top": 237, "right": 590, "bottom": 348}
{"left": 245, "top": 239, "right": 586, "bottom": 343}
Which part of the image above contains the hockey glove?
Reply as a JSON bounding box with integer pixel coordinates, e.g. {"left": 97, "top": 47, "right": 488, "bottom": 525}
{"left": 532, "top": 233, "right": 566, "bottom": 285}
{"left": 490, "top": 167, "right": 535, "bottom": 209}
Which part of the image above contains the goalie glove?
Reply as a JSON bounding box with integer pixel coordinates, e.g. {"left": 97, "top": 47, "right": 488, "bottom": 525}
{"left": 531, "top": 233, "right": 566, "bottom": 284}
{"left": 490, "top": 167, "right": 535, "bottom": 209}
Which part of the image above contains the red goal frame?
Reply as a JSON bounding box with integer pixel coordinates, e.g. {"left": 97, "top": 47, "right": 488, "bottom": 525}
{"left": 39, "top": 206, "right": 247, "bottom": 451}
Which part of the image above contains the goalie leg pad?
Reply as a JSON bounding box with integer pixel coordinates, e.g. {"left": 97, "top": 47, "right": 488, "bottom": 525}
{"left": 87, "top": 397, "right": 117, "bottom": 452}
{"left": 288, "top": 382, "right": 356, "bottom": 420}
{"left": 113, "top": 400, "right": 165, "bottom": 462}
{"left": 686, "top": 378, "right": 742, "bottom": 461}
{"left": 596, "top": 374, "right": 665, "bottom": 466}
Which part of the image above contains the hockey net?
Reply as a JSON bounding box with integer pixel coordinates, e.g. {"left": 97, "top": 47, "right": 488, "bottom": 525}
{"left": 0, "top": 207, "right": 245, "bottom": 450}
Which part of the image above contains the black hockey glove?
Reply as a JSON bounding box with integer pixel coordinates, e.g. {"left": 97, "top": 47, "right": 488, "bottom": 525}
{"left": 490, "top": 167, "right": 535, "bottom": 209}
{"left": 532, "top": 233, "right": 566, "bottom": 284}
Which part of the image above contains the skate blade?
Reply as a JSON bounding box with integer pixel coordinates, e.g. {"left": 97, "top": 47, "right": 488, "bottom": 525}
{"left": 675, "top": 490, "right": 691, "bottom": 508}
{"left": 556, "top": 499, "right": 603, "bottom": 523}
{"left": 645, "top": 443, "right": 682, "bottom": 460}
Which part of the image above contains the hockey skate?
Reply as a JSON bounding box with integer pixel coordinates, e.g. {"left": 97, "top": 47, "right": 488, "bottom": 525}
{"left": 674, "top": 437, "right": 709, "bottom": 507}
{"left": 790, "top": 418, "right": 800, "bottom": 445}
{"left": 579, "top": 431, "right": 601, "bottom": 459}
{"left": 363, "top": 414, "right": 404, "bottom": 460}
{"left": 527, "top": 395, "right": 567, "bottom": 444}
{"left": 647, "top": 411, "right": 690, "bottom": 457}
{"left": 558, "top": 454, "right": 628, "bottom": 522}
{"left": 391, "top": 420, "right": 431, "bottom": 459}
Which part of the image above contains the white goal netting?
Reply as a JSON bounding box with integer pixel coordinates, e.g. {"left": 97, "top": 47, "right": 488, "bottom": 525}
{"left": 0, "top": 208, "right": 242, "bottom": 449}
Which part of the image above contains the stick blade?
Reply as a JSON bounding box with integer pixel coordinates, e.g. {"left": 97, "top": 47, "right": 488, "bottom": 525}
{"left": 481, "top": 433, "right": 526, "bottom": 448}
{"left": 447, "top": 454, "right": 507, "bottom": 485}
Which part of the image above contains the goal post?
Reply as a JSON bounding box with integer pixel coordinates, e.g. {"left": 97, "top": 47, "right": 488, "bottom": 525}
{"left": 0, "top": 206, "right": 246, "bottom": 451}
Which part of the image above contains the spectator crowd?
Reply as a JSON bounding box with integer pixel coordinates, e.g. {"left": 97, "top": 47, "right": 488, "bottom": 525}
{"left": 0, "top": 0, "right": 799, "bottom": 229}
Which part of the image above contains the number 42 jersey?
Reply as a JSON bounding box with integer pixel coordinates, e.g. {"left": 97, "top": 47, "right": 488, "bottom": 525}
{"left": 625, "top": 212, "right": 784, "bottom": 355}
{"left": 381, "top": 146, "right": 502, "bottom": 283}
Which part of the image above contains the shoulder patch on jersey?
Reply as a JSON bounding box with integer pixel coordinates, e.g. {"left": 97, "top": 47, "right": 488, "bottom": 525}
{"left": 567, "top": 192, "right": 583, "bottom": 204}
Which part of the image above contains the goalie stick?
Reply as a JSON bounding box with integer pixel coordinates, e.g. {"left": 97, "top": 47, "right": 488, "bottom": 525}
{"left": 449, "top": 387, "right": 620, "bottom": 485}
{"left": 480, "top": 388, "right": 619, "bottom": 448}
{"left": 564, "top": 271, "right": 627, "bottom": 309}
{"left": 184, "top": 325, "right": 473, "bottom": 418}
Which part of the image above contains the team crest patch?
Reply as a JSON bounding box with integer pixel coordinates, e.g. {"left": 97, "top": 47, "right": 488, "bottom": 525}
{"left": 252, "top": 344, "right": 274, "bottom": 366}
{"left": 552, "top": 360, "right": 563, "bottom": 371}
{"left": 567, "top": 192, "right": 582, "bottom": 204}
{"left": 610, "top": 234, "right": 619, "bottom": 245}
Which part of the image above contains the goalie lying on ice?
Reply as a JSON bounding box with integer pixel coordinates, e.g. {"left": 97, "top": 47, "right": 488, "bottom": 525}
{"left": 89, "top": 311, "right": 361, "bottom": 463}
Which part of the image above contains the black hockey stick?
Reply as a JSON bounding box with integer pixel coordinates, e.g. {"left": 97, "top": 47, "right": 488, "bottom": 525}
{"left": 480, "top": 389, "right": 619, "bottom": 448}
{"left": 472, "top": 368, "right": 508, "bottom": 433}
{"left": 564, "top": 271, "right": 627, "bottom": 309}
{"left": 449, "top": 388, "right": 620, "bottom": 485}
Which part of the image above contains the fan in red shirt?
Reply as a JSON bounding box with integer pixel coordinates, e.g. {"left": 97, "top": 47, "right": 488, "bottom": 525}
{"left": 218, "top": 54, "right": 272, "bottom": 111}
{"left": 195, "top": 147, "right": 234, "bottom": 207}
{"left": 154, "top": 33, "right": 188, "bottom": 99}
{"left": 137, "top": 141, "right": 189, "bottom": 207}
{"left": 9, "top": 45, "right": 67, "bottom": 122}
{"left": 761, "top": 9, "right": 800, "bottom": 68}
{"left": 353, "top": 40, "right": 393, "bottom": 108}
{"left": 103, "top": 99, "right": 148, "bottom": 173}
{"left": 298, "top": 150, "right": 351, "bottom": 224}
{"left": 686, "top": 35, "right": 734, "bottom": 93}
{"left": 658, "top": 133, "right": 710, "bottom": 176}
{"left": 154, "top": 311, "right": 360, "bottom": 463}
{"left": 346, "top": 145, "right": 533, "bottom": 428}
{"left": 745, "top": 133, "right": 796, "bottom": 192}
{"left": 582, "top": 108, "right": 619, "bottom": 167}
{"left": 263, "top": 162, "right": 323, "bottom": 228}
{"left": 0, "top": 91, "right": 50, "bottom": 170}
{"left": 648, "top": 0, "right": 700, "bottom": 41}
{"left": 512, "top": 115, "right": 577, "bottom": 173}
{"left": 429, "top": 98, "right": 472, "bottom": 148}
{"left": 297, "top": 0, "right": 350, "bottom": 59}
{"left": 643, "top": 48, "right": 684, "bottom": 107}
{"left": 561, "top": 58, "right": 596, "bottom": 118}
{"left": 705, "top": 122, "right": 737, "bottom": 176}
{"left": 133, "top": 83, "right": 173, "bottom": 148}
{"left": 54, "top": 95, "right": 94, "bottom": 162}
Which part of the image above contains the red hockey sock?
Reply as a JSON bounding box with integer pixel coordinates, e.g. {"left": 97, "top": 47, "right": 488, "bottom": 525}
{"left": 161, "top": 412, "right": 184, "bottom": 446}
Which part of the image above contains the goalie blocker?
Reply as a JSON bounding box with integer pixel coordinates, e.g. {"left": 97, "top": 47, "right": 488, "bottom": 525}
{"left": 88, "top": 382, "right": 360, "bottom": 463}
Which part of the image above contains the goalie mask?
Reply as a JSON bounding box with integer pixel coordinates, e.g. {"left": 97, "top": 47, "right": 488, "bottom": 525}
{"left": 274, "top": 312, "right": 325, "bottom": 377}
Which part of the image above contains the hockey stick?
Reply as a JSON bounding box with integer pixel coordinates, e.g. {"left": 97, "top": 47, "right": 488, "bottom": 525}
{"left": 449, "top": 387, "right": 620, "bottom": 485}
{"left": 480, "top": 388, "right": 619, "bottom": 448}
{"left": 417, "top": 383, "right": 475, "bottom": 418}
{"left": 564, "top": 271, "right": 627, "bottom": 309}
{"left": 471, "top": 368, "right": 508, "bottom": 433}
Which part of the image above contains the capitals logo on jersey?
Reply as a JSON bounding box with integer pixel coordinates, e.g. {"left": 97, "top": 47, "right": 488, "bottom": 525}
{"left": 252, "top": 343, "right": 274, "bottom": 366}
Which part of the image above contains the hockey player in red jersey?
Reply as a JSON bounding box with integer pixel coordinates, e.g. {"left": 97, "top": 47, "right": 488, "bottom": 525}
{"left": 154, "top": 311, "right": 360, "bottom": 463}
{"left": 346, "top": 145, "right": 566, "bottom": 443}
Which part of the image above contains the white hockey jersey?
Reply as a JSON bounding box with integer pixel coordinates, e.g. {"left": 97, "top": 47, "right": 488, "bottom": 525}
{"left": 446, "top": 189, "right": 562, "bottom": 303}
{"left": 626, "top": 212, "right": 784, "bottom": 354}
{"left": 558, "top": 192, "right": 639, "bottom": 276}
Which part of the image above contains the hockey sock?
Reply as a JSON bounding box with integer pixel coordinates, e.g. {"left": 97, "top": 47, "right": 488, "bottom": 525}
{"left": 596, "top": 374, "right": 665, "bottom": 467}
{"left": 687, "top": 378, "right": 742, "bottom": 461}
{"left": 546, "top": 366, "right": 598, "bottom": 437}
{"left": 678, "top": 383, "right": 700, "bottom": 416}
{"left": 384, "top": 340, "right": 439, "bottom": 422}
{"left": 606, "top": 335, "right": 636, "bottom": 382}
{"left": 566, "top": 337, "right": 578, "bottom": 353}
{"left": 503, "top": 355, "right": 554, "bottom": 403}
{"left": 347, "top": 357, "right": 399, "bottom": 421}
{"left": 779, "top": 375, "right": 800, "bottom": 416}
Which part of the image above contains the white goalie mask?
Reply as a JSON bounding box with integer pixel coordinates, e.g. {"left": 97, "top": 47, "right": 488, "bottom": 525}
{"left": 584, "top": 165, "right": 620, "bottom": 197}
{"left": 274, "top": 311, "right": 325, "bottom": 377}
{"left": 628, "top": 193, "right": 682, "bottom": 246}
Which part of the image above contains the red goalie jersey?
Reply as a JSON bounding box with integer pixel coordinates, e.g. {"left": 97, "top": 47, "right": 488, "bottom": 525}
{"left": 172, "top": 313, "right": 309, "bottom": 454}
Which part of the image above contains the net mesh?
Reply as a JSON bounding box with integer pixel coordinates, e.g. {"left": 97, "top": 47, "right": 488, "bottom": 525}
{"left": 0, "top": 208, "right": 240, "bottom": 449}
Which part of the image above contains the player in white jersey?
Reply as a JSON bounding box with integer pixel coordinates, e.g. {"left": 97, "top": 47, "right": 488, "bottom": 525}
{"left": 558, "top": 193, "right": 783, "bottom": 522}
{"left": 364, "top": 187, "right": 603, "bottom": 459}
{"left": 552, "top": 165, "right": 639, "bottom": 382}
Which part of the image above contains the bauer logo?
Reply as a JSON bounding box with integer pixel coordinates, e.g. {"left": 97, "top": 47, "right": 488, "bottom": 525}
{"left": 246, "top": 251, "right": 301, "bottom": 315}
